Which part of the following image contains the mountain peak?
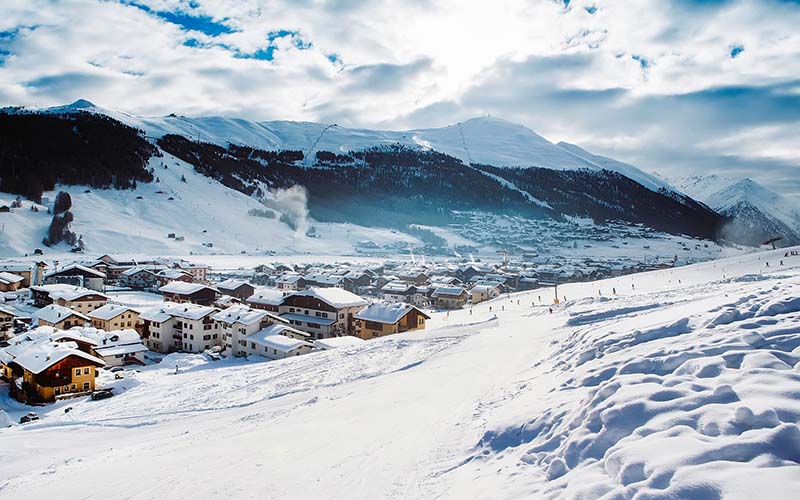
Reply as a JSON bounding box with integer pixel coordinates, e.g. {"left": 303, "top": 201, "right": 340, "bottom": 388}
{"left": 66, "top": 99, "right": 97, "bottom": 109}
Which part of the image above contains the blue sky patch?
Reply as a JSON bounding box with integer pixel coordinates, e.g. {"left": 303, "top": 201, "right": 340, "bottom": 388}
{"left": 730, "top": 45, "right": 744, "bottom": 58}
{"left": 632, "top": 54, "right": 651, "bottom": 69}
{"left": 121, "top": 1, "right": 234, "bottom": 37}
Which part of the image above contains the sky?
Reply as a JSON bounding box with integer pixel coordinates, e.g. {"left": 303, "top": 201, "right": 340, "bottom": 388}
{"left": 1, "top": 0, "right": 799, "bottom": 199}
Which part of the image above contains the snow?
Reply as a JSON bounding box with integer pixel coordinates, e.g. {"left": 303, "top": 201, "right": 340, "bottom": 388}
{"left": 288, "top": 287, "right": 368, "bottom": 308}
{"left": 354, "top": 302, "right": 424, "bottom": 324}
{"left": 86, "top": 303, "right": 136, "bottom": 321}
{"left": 11, "top": 340, "right": 103, "bottom": 375}
{"left": 159, "top": 281, "right": 216, "bottom": 295}
{"left": 248, "top": 330, "right": 311, "bottom": 351}
{"left": 313, "top": 336, "right": 366, "bottom": 350}
{"left": 33, "top": 304, "right": 89, "bottom": 324}
{"left": 0, "top": 247, "right": 799, "bottom": 499}
{"left": 44, "top": 263, "right": 105, "bottom": 278}
{"left": 139, "top": 302, "right": 217, "bottom": 323}
{"left": 246, "top": 287, "right": 285, "bottom": 306}
{"left": 212, "top": 305, "right": 274, "bottom": 325}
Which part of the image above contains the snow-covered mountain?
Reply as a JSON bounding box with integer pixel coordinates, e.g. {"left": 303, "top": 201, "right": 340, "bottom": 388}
{"left": 674, "top": 175, "right": 800, "bottom": 246}
{"left": 38, "top": 100, "right": 683, "bottom": 196}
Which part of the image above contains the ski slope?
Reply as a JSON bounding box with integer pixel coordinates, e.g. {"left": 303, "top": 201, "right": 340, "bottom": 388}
{"left": 1, "top": 247, "right": 799, "bottom": 499}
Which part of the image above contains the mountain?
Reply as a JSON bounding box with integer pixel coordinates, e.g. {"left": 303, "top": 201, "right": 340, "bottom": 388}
{"left": 674, "top": 175, "right": 800, "bottom": 246}
{"left": 0, "top": 102, "right": 731, "bottom": 254}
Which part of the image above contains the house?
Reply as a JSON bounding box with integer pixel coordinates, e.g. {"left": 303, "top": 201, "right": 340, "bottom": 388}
{"left": 0, "top": 305, "right": 16, "bottom": 339}
{"left": 276, "top": 274, "right": 306, "bottom": 291}
{"left": 44, "top": 263, "right": 106, "bottom": 291}
{"left": 155, "top": 268, "right": 194, "bottom": 287}
{"left": 121, "top": 265, "right": 166, "bottom": 289}
{"left": 236, "top": 323, "right": 314, "bottom": 360}
{"left": 303, "top": 273, "right": 345, "bottom": 289}
{"left": 159, "top": 281, "right": 219, "bottom": 306}
{"left": 0, "top": 271, "right": 25, "bottom": 292}
{"left": 88, "top": 304, "right": 141, "bottom": 332}
{"left": 313, "top": 336, "right": 366, "bottom": 350}
{"left": 341, "top": 270, "right": 373, "bottom": 293}
{"left": 396, "top": 271, "right": 429, "bottom": 285}
{"left": 172, "top": 261, "right": 209, "bottom": 283}
{"left": 431, "top": 286, "right": 468, "bottom": 309}
{"left": 354, "top": 302, "right": 430, "bottom": 339}
{"left": 216, "top": 279, "right": 256, "bottom": 300}
{"left": 35, "top": 304, "right": 90, "bottom": 329}
{"left": 470, "top": 284, "right": 501, "bottom": 304}
{"left": 9, "top": 339, "right": 104, "bottom": 403}
{"left": 93, "top": 254, "right": 159, "bottom": 281}
{"left": 139, "top": 302, "right": 221, "bottom": 354}
{"left": 85, "top": 328, "right": 148, "bottom": 367}
{"left": 279, "top": 288, "right": 368, "bottom": 339}
{"left": 49, "top": 287, "right": 108, "bottom": 314}
{"left": 246, "top": 287, "right": 285, "bottom": 312}
{"left": 0, "top": 262, "right": 47, "bottom": 287}
{"left": 1, "top": 327, "right": 97, "bottom": 379}
{"left": 213, "top": 305, "right": 294, "bottom": 357}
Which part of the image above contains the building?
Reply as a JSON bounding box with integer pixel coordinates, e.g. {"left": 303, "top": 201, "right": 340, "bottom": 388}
{"left": 213, "top": 305, "right": 293, "bottom": 357}
{"left": 0, "top": 262, "right": 47, "bottom": 287}
{"left": 86, "top": 329, "right": 148, "bottom": 367}
{"left": 35, "top": 304, "right": 90, "bottom": 329}
{"left": 44, "top": 263, "right": 106, "bottom": 291}
{"left": 93, "top": 254, "right": 159, "bottom": 281}
{"left": 50, "top": 288, "right": 108, "bottom": 314}
{"left": 276, "top": 274, "right": 306, "bottom": 291}
{"left": 0, "top": 305, "right": 17, "bottom": 339}
{"left": 470, "top": 284, "right": 501, "bottom": 304}
{"left": 279, "top": 288, "right": 367, "bottom": 339}
{"left": 155, "top": 268, "right": 193, "bottom": 287}
{"left": 172, "top": 261, "right": 209, "bottom": 283}
{"left": 159, "top": 281, "right": 219, "bottom": 306}
{"left": 121, "top": 265, "right": 166, "bottom": 289}
{"left": 396, "top": 271, "right": 429, "bottom": 285}
{"left": 216, "top": 279, "right": 256, "bottom": 300}
{"left": 139, "top": 302, "right": 221, "bottom": 354}
{"left": 246, "top": 287, "right": 285, "bottom": 312}
{"left": 431, "top": 286, "right": 469, "bottom": 309}
{"left": 236, "top": 323, "right": 314, "bottom": 360}
{"left": 353, "top": 302, "right": 429, "bottom": 339}
{"left": 88, "top": 304, "right": 141, "bottom": 332}
{"left": 0, "top": 271, "right": 25, "bottom": 292}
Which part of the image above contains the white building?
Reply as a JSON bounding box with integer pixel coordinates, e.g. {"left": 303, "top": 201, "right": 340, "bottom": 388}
{"left": 238, "top": 323, "right": 314, "bottom": 360}
{"left": 139, "top": 302, "right": 221, "bottom": 354}
{"left": 212, "top": 305, "right": 295, "bottom": 357}
{"left": 278, "top": 287, "right": 368, "bottom": 339}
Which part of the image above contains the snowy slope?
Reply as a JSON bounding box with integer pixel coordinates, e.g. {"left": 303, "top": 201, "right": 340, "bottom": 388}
{"left": 2, "top": 247, "right": 799, "bottom": 499}
{"left": 33, "top": 101, "right": 682, "bottom": 195}
{"left": 0, "top": 148, "right": 419, "bottom": 257}
{"left": 675, "top": 175, "right": 800, "bottom": 244}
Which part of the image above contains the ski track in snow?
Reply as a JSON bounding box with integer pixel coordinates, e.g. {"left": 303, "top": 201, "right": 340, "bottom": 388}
{"left": 2, "top": 248, "right": 800, "bottom": 499}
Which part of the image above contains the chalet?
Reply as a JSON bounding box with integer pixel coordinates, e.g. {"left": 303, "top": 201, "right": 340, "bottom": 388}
{"left": 279, "top": 288, "right": 367, "bottom": 339}
{"left": 0, "top": 262, "right": 47, "bottom": 287}
{"left": 172, "top": 261, "right": 209, "bottom": 283}
{"left": 382, "top": 281, "right": 417, "bottom": 302}
{"left": 431, "top": 286, "right": 468, "bottom": 309}
{"left": 213, "top": 305, "right": 296, "bottom": 357}
{"left": 86, "top": 329, "right": 148, "bottom": 367}
{"left": 246, "top": 287, "right": 285, "bottom": 312}
{"left": 470, "top": 284, "right": 500, "bottom": 304}
{"left": 454, "top": 265, "right": 485, "bottom": 283}
{"left": 0, "top": 305, "right": 16, "bottom": 339}
{"left": 49, "top": 287, "right": 108, "bottom": 313}
{"left": 354, "top": 302, "right": 429, "bottom": 339}
{"left": 139, "top": 302, "right": 220, "bottom": 354}
{"left": 0, "top": 271, "right": 25, "bottom": 292}
{"left": 121, "top": 265, "right": 166, "bottom": 289}
{"left": 235, "top": 323, "right": 314, "bottom": 360}
{"left": 396, "top": 271, "right": 429, "bottom": 285}
{"left": 276, "top": 274, "right": 306, "bottom": 291}
{"left": 93, "top": 255, "right": 159, "bottom": 281}
{"left": 1, "top": 328, "right": 96, "bottom": 379}
{"left": 31, "top": 283, "right": 83, "bottom": 308}
{"left": 9, "top": 340, "right": 104, "bottom": 403}
{"left": 216, "top": 279, "right": 256, "bottom": 300}
{"left": 44, "top": 264, "right": 106, "bottom": 291}
{"left": 35, "top": 304, "right": 90, "bottom": 329}
{"left": 159, "top": 281, "right": 219, "bottom": 306}
{"left": 156, "top": 268, "right": 193, "bottom": 286}
{"left": 88, "top": 304, "right": 141, "bottom": 332}
{"left": 303, "top": 273, "right": 345, "bottom": 289}
{"left": 341, "top": 270, "right": 374, "bottom": 293}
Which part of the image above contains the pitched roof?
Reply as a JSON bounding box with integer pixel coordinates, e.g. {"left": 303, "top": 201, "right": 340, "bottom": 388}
{"left": 431, "top": 286, "right": 467, "bottom": 297}
{"left": 248, "top": 325, "right": 312, "bottom": 351}
{"left": 355, "top": 302, "right": 429, "bottom": 324}
{"left": 0, "top": 272, "right": 24, "bottom": 285}
{"left": 216, "top": 279, "right": 252, "bottom": 291}
{"left": 159, "top": 281, "right": 217, "bottom": 295}
{"left": 213, "top": 305, "right": 281, "bottom": 325}
{"left": 288, "top": 287, "right": 367, "bottom": 308}
{"left": 12, "top": 341, "right": 104, "bottom": 374}
{"left": 246, "top": 287, "right": 285, "bottom": 306}
{"left": 139, "top": 302, "right": 218, "bottom": 322}
{"left": 35, "top": 304, "right": 90, "bottom": 324}
{"left": 87, "top": 303, "right": 136, "bottom": 321}
{"left": 44, "top": 263, "right": 106, "bottom": 278}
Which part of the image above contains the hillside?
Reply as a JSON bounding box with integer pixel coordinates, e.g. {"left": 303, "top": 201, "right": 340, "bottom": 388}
{"left": 675, "top": 175, "right": 800, "bottom": 246}
{"left": 1, "top": 247, "right": 799, "bottom": 499}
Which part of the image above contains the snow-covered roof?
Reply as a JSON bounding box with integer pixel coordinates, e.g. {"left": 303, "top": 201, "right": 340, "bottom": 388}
{"left": 313, "top": 336, "right": 366, "bottom": 350}
{"left": 93, "top": 343, "right": 148, "bottom": 357}
{"left": 0, "top": 271, "right": 24, "bottom": 285}
{"left": 248, "top": 326, "right": 312, "bottom": 351}
{"left": 431, "top": 286, "right": 467, "bottom": 297}
{"left": 213, "top": 305, "right": 280, "bottom": 325}
{"left": 44, "top": 263, "right": 106, "bottom": 278}
{"left": 381, "top": 281, "right": 415, "bottom": 294}
{"left": 156, "top": 269, "right": 192, "bottom": 279}
{"left": 276, "top": 274, "right": 303, "bottom": 284}
{"left": 216, "top": 279, "right": 252, "bottom": 291}
{"left": 140, "top": 302, "right": 218, "bottom": 322}
{"left": 246, "top": 287, "right": 285, "bottom": 306}
{"left": 280, "top": 313, "right": 336, "bottom": 326}
{"left": 355, "top": 302, "right": 429, "bottom": 324}
{"left": 471, "top": 284, "right": 499, "bottom": 293}
{"left": 35, "top": 304, "right": 90, "bottom": 324}
{"left": 49, "top": 286, "right": 107, "bottom": 302}
{"left": 87, "top": 303, "right": 136, "bottom": 321}
{"left": 12, "top": 340, "right": 104, "bottom": 374}
{"left": 159, "top": 281, "right": 217, "bottom": 295}
{"left": 0, "top": 304, "right": 17, "bottom": 316}
{"left": 288, "top": 287, "right": 368, "bottom": 308}
{"left": 122, "top": 264, "right": 166, "bottom": 276}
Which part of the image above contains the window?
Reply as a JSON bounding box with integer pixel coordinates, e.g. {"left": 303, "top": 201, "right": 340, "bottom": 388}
{"left": 75, "top": 368, "right": 81, "bottom": 376}
{"left": 83, "top": 382, "right": 90, "bottom": 391}
{"left": 70, "top": 384, "right": 76, "bottom": 391}
{"left": 289, "top": 307, "right": 295, "bottom": 313}
{"left": 203, "top": 334, "right": 211, "bottom": 341}
{"left": 250, "top": 342, "right": 256, "bottom": 349}
{"left": 190, "top": 335, "right": 194, "bottom": 340}
{"left": 83, "top": 367, "right": 90, "bottom": 375}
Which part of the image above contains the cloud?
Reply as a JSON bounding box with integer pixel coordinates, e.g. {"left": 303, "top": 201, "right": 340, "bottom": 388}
{"left": 0, "top": 0, "right": 797, "bottom": 199}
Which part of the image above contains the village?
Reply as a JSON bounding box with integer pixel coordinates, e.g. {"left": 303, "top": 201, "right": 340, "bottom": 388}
{"left": 0, "top": 248, "right": 693, "bottom": 412}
